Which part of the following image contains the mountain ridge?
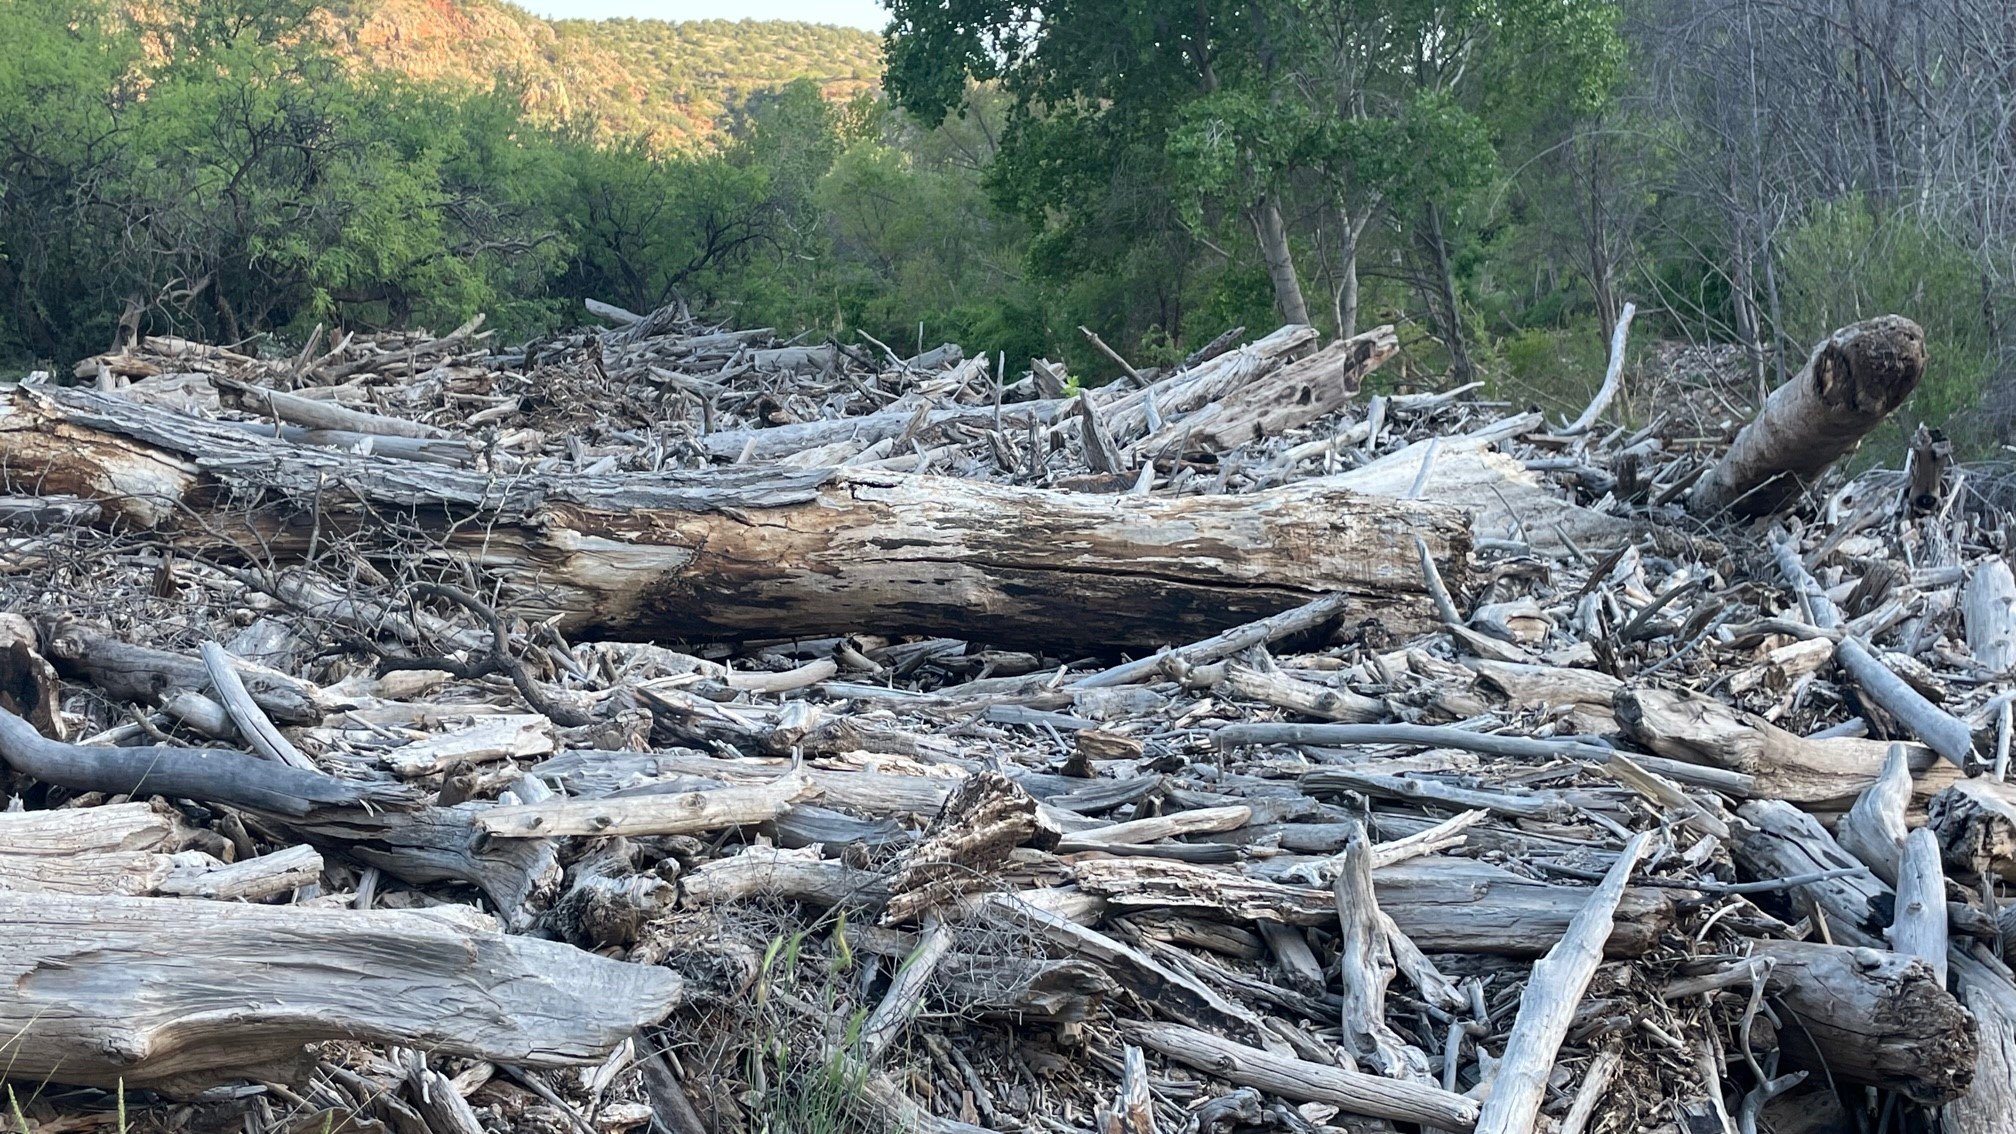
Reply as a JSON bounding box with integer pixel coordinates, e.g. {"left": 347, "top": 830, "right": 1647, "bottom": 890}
{"left": 315, "top": 0, "right": 882, "bottom": 147}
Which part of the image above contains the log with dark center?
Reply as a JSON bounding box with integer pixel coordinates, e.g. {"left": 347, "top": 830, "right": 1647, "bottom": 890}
{"left": 1689, "top": 315, "right": 1926, "bottom": 517}
{"left": 0, "top": 384, "right": 1468, "bottom": 651}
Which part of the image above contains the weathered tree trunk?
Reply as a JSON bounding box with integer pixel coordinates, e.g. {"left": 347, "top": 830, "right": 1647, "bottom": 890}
{"left": 0, "top": 892, "right": 679, "bottom": 1088}
{"left": 1688, "top": 316, "right": 1926, "bottom": 517}
{"left": 0, "top": 386, "right": 1467, "bottom": 651}
{"left": 1751, "top": 939, "right": 1976, "bottom": 1104}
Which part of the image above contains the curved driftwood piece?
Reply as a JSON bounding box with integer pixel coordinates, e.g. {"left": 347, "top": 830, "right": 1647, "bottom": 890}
{"left": 1689, "top": 315, "right": 1926, "bottom": 517}
{"left": 1751, "top": 940, "right": 1974, "bottom": 1105}
{"left": 0, "top": 705, "right": 411, "bottom": 816}
{"left": 0, "top": 386, "right": 1468, "bottom": 651}
{"left": 1836, "top": 744, "right": 1912, "bottom": 883}
{"left": 1123, "top": 1022, "right": 1480, "bottom": 1131}
{"left": 0, "top": 892, "right": 681, "bottom": 1087}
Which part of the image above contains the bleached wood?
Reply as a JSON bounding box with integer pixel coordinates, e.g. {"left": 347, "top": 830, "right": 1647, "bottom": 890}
{"left": 1123, "top": 1022, "right": 1480, "bottom": 1131}
{"left": 1689, "top": 316, "right": 1926, "bottom": 516}
{"left": 1963, "top": 557, "right": 2016, "bottom": 675}
{"left": 1070, "top": 855, "right": 1672, "bottom": 956}
{"left": 1332, "top": 819, "right": 1433, "bottom": 1080}
{"left": 1474, "top": 831, "right": 1652, "bottom": 1134}
{"left": 1889, "top": 827, "right": 1949, "bottom": 986}
{"left": 382, "top": 713, "right": 556, "bottom": 777}
{"left": 0, "top": 892, "right": 679, "bottom": 1086}
{"left": 1836, "top": 743, "right": 1912, "bottom": 883}
{"left": 476, "top": 772, "right": 815, "bottom": 838}
{"left": 0, "top": 385, "right": 1467, "bottom": 651}
{"left": 1219, "top": 662, "right": 1385, "bottom": 722}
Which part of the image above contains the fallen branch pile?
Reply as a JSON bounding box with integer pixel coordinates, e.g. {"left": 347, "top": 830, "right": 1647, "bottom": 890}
{"left": 0, "top": 304, "right": 2008, "bottom": 1134}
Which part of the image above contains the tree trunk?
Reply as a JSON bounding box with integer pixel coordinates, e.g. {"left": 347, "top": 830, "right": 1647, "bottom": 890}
{"left": 1418, "top": 203, "right": 1476, "bottom": 386}
{"left": 1333, "top": 205, "right": 1367, "bottom": 341}
{"left": 1688, "top": 315, "right": 1926, "bottom": 517}
{"left": 1253, "top": 194, "right": 1311, "bottom": 326}
{"left": 0, "top": 386, "right": 1468, "bottom": 652}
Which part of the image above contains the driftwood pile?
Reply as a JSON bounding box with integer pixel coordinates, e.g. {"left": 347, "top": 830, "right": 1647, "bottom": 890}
{"left": 0, "top": 301, "right": 2008, "bottom": 1134}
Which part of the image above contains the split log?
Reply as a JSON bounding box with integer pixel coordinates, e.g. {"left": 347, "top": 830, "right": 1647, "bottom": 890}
{"left": 0, "top": 801, "right": 192, "bottom": 895}
{"left": 0, "top": 892, "right": 680, "bottom": 1087}
{"left": 0, "top": 386, "right": 1468, "bottom": 650}
{"left": 1070, "top": 856, "right": 1672, "bottom": 956}
{"left": 1689, "top": 316, "right": 1926, "bottom": 517}
{"left": 1750, "top": 940, "right": 1974, "bottom": 1105}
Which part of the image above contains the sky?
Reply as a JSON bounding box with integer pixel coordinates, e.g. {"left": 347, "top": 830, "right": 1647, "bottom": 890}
{"left": 517, "top": 0, "right": 890, "bottom": 31}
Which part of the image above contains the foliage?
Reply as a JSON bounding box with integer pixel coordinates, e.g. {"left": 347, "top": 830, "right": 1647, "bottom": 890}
{"left": 6, "top": 0, "right": 2016, "bottom": 458}
{"left": 327, "top": 1, "right": 881, "bottom": 150}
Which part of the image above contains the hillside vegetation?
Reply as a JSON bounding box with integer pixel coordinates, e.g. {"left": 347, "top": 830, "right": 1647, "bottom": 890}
{"left": 5, "top": 0, "right": 2015, "bottom": 457}
{"left": 322, "top": 1, "right": 880, "bottom": 147}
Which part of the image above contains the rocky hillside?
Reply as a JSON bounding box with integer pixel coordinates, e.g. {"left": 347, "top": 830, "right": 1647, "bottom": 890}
{"left": 316, "top": 0, "right": 881, "bottom": 147}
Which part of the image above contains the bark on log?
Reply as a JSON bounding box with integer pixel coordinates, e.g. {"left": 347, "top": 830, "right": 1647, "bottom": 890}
{"left": 0, "top": 892, "right": 680, "bottom": 1087}
{"left": 0, "top": 386, "right": 1468, "bottom": 651}
{"left": 1751, "top": 939, "right": 1975, "bottom": 1105}
{"left": 1689, "top": 316, "right": 1926, "bottom": 517}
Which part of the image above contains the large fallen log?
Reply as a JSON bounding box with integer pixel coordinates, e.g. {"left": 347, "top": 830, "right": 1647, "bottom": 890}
{"left": 0, "top": 892, "right": 680, "bottom": 1087}
{"left": 1751, "top": 939, "right": 1976, "bottom": 1105}
{"left": 1688, "top": 316, "right": 1926, "bottom": 517}
{"left": 0, "top": 385, "right": 1468, "bottom": 650}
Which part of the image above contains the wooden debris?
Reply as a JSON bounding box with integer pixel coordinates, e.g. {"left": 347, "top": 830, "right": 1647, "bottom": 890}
{"left": 0, "top": 305, "right": 2008, "bottom": 1133}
